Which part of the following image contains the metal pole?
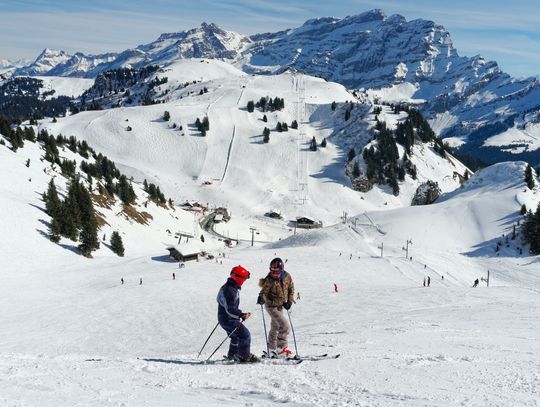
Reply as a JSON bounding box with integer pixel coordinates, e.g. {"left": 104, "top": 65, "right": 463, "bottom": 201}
{"left": 287, "top": 310, "right": 299, "bottom": 358}
{"left": 197, "top": 322, "right": 219, "bottom": 359}
{"left": 206, "top": 323, "right": 242, "bottom": 362}
{"left": 487, "top": 270, "right": 490, "bottom": 288}
{"left": 261, "top": 304, "right": 270, "bottom": 357}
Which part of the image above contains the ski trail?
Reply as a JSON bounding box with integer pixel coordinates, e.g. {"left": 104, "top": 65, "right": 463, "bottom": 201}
{"left": 220, "top": 125, "right": 235, "bottom": 184}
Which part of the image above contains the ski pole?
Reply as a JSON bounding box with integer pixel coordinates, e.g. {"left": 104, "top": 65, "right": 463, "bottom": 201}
{"left": 287, "top": 309, "right": 299, "bottom": 357}
{"left": 197, "top": 322, "right": 219, "bottom": 359}
{"left": 260, "top": 304, "right": 270, "bottom": 357}
{"left": 206, "top": 322, "right": 242, "bottom": 362}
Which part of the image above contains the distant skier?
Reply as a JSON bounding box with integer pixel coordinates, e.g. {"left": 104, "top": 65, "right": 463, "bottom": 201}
{"left": 297, "top": 292, "right": 300, "bottom": 301}
{"left": 473, "top": 279, "right": 479, "bottom": 288}
{"left": 423, "top": 277, "right": 426, "bottom": 287}
{"left": 172, "top": 272, "right": 175, "bottom": 280}
{"left": 334, "top": 283, "right": 339, "bottom": 293}
{"left": 427, "top": 276, "right": 431, "bottom": 287}
{"left": 121, "top": 277, "right": 124, "bottom": 285}
{"left": 140, "top": 278, "right": 143, "bottom": 285}
{"left": 441, "top": 275, "right": 444, "bottom": 280}
{"left": 257, "top": 257, "right": 295, "bottom": 358}
{"left": 217, "top": 265, "right": 258, "bottom": 363}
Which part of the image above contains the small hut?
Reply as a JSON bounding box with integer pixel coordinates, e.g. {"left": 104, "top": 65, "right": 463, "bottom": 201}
{"left": 166, "top": 243, "right": 201, "bottom": 262}
{"left": 265, "top": 210, "right": 282, "bottom": 219}
{"left": 295, "top": 216, "right": 323, "bottom": 229}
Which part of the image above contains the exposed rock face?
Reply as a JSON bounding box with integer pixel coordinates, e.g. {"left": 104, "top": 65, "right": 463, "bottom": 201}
{"left": 411, "top": 180, "right": 441, "bottom": 205}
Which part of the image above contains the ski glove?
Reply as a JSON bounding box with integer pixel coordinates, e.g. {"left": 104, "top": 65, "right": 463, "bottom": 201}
{"left": 283, "top": 301, "right": 292, "bottom": 310}
{"left": 256, "top": 295, "right": 265, "bottom": 305}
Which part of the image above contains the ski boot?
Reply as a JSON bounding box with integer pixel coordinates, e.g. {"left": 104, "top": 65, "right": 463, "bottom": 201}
{"left": 278, "top": 348, "right": 293, "bottom": 358}
{"left": 234, "top": 353, "right": 260, "bottom": 363}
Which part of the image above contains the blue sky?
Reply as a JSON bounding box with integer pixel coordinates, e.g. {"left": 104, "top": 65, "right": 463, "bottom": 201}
{"left": 1, "top": 0, "right": 539, "bottom": 77}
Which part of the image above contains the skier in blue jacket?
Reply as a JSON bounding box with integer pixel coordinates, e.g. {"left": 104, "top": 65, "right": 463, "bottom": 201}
{"left": 217, "top": 265, "right": 258, "bottom": 363}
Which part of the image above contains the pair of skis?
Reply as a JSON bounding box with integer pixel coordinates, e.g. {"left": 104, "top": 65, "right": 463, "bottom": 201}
{"left": 261, "top": 351, "right": 340, "bottom": 363}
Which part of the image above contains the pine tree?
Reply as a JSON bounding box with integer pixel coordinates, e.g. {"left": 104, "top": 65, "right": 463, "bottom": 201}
{"left": 276, "top": 122, "right": 282, "bottom": 132}
{"left": 321, "top": 138, "right": 327, "bottom": 148}
{"left": 521, "top": 204, "right": 527, "bottom": 215}
{"left": 310, "top": 136, "right": 317, "bottom": 151}
{"left": 78, "top": 183, "right": 99, "bottom": 256}
{"left": 522, "top": 203, "right": 540, "bottom": 254}
{"left": 163, "top": 111, "right": 170, "bottom": 121}
{"left": 344, "top": 109, "right": 351, "bottom": 121}
{"left": 352, "top": 161, "right": 360, "bottom": 178}
{"left": 331, "top": 101, "right": 337, "bottom": 111}
{"left": 347, "top": 148, "right": 356, "bottom": 162}
{"left": 110, "top": 231, "right": 125, "bottom": 257}
{"left": 291, "top": 120, "right": 298, "bottom": 129}
{"left": 44, "top": 179, "right": 61, "bottom": 218}
{"left": 525, "top": 164, "right": 535, "bottom": 189}
{"left": 116, "top": 175, "right": 136, "bottom": 205}
{"left": 262, "top": 127, "right": 270, "bottom": 143}
{"left": 262, "top": 115, "right": 267, "bottom": 122}
{"left": 49, "top": 216, "right": 61, "bottom": 243}
{"left": 247, "top": 101, "right": 255, "bottom": 113}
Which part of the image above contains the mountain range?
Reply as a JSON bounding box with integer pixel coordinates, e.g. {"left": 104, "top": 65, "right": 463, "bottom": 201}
{"left": 4, "top": 9, "right": 540, "bottom": 165}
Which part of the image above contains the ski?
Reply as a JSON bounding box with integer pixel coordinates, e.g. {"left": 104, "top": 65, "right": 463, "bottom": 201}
{"left": 291, "top": 353, "right": 340, "bottom": 361}
{"left": 261, "top": 351, "right": 340, "bottom": 362}
{"left": 223, "top": 355, "right": 302, "bottom": 365}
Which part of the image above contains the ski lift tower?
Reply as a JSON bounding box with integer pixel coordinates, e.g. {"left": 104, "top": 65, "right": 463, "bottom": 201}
{"left": 176, "top": 231, "right": 195, "bottom": 244}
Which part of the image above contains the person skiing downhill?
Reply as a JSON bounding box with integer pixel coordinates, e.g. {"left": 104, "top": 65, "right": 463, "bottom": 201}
{"left": 257, "top": 257, "right": 295, "bottom": 358}
{"left": 217, "top": 265, "right": 258, "bottom": 363}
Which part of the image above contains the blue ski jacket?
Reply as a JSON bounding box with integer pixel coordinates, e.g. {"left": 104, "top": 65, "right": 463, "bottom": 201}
{"left": 217, "top": 278, "right": 245, "bottom": 323}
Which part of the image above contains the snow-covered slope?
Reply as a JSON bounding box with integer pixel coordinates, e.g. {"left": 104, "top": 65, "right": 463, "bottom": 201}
{"left": 2, "top": 128, "right": 539, "bottom": 406}
{"left": 33, "top": 76, "right": 94, "bottom": 99}
{"left": 34, "top": 60, "right": 469, "bottom": 240}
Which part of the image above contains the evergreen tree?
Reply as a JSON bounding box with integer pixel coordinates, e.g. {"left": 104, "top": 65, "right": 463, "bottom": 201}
{"left": 347, "top": 148, "right": 356, "bottom": 162}
{"left": 163, "top": 111, "right": 170, "bottom": 121}
{"left": 49, "top": 216, "right": 61, "bottom": 243}
{"left": 310, "top": 136, "right": 317, "bottom": 151}
{"left": 44, "top": 179, "right": 61, "bottom": 217}
{"left": 522, "top": 203, "right": 540, "bottom": 254}
{"left": 276, "top": 122, "right": 282, "bottom": 132}
{"left": 344, "top": 109, "right": 351, "bottom": 121}
{"left": 78, "top": 183, "right": 99, "bottom": 256}
{"left": 262, "top": 114, "right": 267, "bottom": 122}
{"left": 116, "top": 175, "right": 136, "bottom": 205}
{"left": 110, "top": 231, "right": 125, "bottom": 257}
{"left": 331, "top": 101, "right": 337, "bottom": 111}
{"left": 521, "top": 204, "right": 527, "bottom": 215}
{"left": 247, "top": 101, "right": 255, "bottom": 113}
{"left": 321, "top": 138, "right": 327, "bottom": 148}
{"left": 352, "top": 161, "right": 360, "bottom": 178}
{"left": 525, "top": 164, "right": 535, "bottom": 189}
{"left": 282, "top": 122, "right": 288, "bottom": 132}
{"left": 291, "top": 120, "right": 298, "bottom": 129}
{"left": 263, "top": 127, "right": 270, "bottom": 143}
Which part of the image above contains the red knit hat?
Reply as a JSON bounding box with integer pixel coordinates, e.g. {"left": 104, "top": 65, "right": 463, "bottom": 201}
{"left": 230, "top": 265, "right": 250, "bottom": 286}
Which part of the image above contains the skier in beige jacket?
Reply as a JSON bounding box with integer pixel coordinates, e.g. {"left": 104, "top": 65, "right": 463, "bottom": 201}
{"left": 257, "top": 257, "right": 295, "bottom": 357}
